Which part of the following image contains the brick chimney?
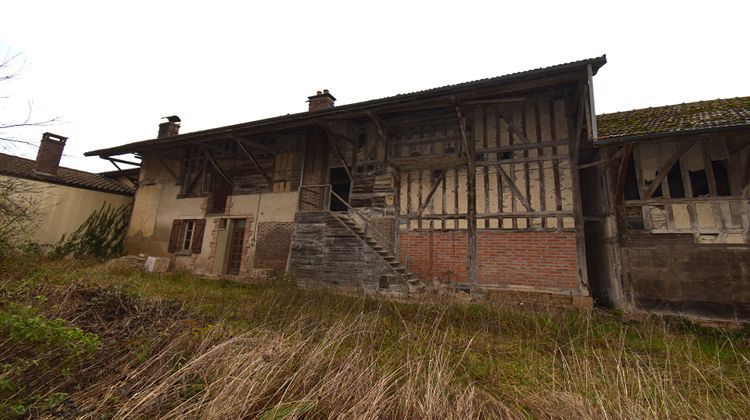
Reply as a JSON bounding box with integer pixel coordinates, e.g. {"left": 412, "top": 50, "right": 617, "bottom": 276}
{"left": 158, "top": 115, "right": 181, "bottom": 138}
{"left": 35, "top": 132, "right": 68, "bottom": 176}
{"left": 307, "top": 89, "right": 336, "bottom": 111}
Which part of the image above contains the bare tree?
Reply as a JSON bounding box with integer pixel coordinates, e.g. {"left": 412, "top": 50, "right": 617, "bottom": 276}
{"left": 0, "top": 50, "right": 59, "bottom": 150}
{"left": 0, "top": 177, "right": 41, "bottom": 255}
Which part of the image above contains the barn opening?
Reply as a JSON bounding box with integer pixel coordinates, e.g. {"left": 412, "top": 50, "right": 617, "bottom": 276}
{"left": 329, "top": 167, "right": 351, "bottom": 211}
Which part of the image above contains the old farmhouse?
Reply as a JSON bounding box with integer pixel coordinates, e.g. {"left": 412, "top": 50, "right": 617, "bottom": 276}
{"left": 85, "top": 56, "right": 750, "bottom": 320}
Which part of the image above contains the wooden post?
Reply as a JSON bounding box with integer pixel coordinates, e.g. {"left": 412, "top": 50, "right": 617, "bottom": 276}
{"left": 568, "top": 85, "right": 590, "bottom": 297}
{"left": 457, "top": 105, "right": 477, "bottom": 286}
{"left": 393, "top": 169, "right": 401, "bottom": 255}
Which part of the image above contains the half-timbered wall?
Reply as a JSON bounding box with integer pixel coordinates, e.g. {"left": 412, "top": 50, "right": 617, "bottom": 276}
{"left": 392, "top": 92, "right": 584, "bottom": 293}
{"left": 600, "top": 133, "right": 750, "bottom": 319}
{"left": 622, "top": 137, "right": 749, "bottom": 243}
{"left": 398, "top": 94, "right": 575, "bottom": 231}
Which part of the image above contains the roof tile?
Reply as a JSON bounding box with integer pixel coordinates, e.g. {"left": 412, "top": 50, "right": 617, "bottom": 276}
{"left": 0, "top": 153, "right": 135, "bottom": 195}
{"left": 597, "top": 97, "right": 750, "bottom": 141}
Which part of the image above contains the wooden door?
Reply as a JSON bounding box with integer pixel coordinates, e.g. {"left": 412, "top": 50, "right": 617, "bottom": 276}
{"left": 226, "top": 221, "right": 245, "bottom": 275}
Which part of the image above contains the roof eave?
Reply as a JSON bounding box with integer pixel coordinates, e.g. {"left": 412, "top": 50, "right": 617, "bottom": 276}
{"left": 86, "top": 55, "right": 606, "bottom": 158}
{"left": 594, "top": 123, "right": 750, "bottom": 146}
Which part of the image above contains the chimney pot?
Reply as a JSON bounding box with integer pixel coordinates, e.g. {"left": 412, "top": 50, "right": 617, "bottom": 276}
{"left": 35, "top": 132, "right": 68, "bottom": 176}
{"left": 307, "top": 89, "right": 336, "bottom": 111}
{"left": 158, "top": 116, "right": 181, "bottom": 138}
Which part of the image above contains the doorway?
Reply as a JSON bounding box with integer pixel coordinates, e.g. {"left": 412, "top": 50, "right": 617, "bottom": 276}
{"left": 329, "top": 167, "right": 351, "bottom": 211}
{"left": 226, "top": 219, "right": 246, "bottom": 275}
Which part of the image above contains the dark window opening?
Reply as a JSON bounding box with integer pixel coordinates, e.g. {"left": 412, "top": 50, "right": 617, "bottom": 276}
{"left": 498, "top": 151, "right": 512, "bottom": 160}
{"left": 689, "top": 170, "right": 709, "bottom": 196}
{"left": 358, "top": 131, "right": 367, "bottom": 148}
{"left": 624, "top": 158, "right": 640, "bottom": 200}
{"left": 626, "top": 207, "right": 644, "bottom": 230}
{"left": 713, "top": 160, "right": 731, "bottom": 196}
{"left": 207, "top": 173, "right": 232, "bottom": 214}
{"left": 667, "top": 162, "right": 685, "bottom": 198}
{"left": 475, "top": 153, "right": 485, "bottom": 162}
{"left": 649, "top": 183, "right": 663, "bottom": 198}
{"left": 329, "top": 167, "right": 351, "bottom": 211}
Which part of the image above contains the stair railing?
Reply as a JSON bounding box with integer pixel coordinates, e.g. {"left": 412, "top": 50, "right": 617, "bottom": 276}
{"left": 299, "top": 183, "right": 394, "bottom": 252}
{"left": 328, "top": 189, "right": 395, "bottom": 252}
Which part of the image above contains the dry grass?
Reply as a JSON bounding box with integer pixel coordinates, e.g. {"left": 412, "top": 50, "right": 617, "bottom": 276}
{"left": 1, "top": 257, "right": 749, "bottom": 418}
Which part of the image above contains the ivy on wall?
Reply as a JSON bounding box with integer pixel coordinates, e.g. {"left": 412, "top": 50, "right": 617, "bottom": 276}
{"left": 50, "top": 202, "right": 132, "bottom": 260}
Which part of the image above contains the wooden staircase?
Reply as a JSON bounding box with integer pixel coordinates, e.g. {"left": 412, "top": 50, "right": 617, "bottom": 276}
{"left": 332, "top": 211, "right": 422, "bottom": 293}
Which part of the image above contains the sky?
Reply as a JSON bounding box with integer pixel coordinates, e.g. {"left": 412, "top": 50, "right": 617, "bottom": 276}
{"left": 1, "top": 0, "right": 748, "bottom": 173}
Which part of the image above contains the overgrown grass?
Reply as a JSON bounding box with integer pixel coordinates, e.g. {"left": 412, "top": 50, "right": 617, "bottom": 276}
{"left": 1, "top": 257, "right": 749, "bottom": 418}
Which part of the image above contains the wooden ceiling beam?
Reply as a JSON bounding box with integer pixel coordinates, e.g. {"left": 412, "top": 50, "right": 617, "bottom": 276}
{"left": 234, "top": 139, "right": 273, "bottom": 186}
{"left": 642, "top": 139, "right": 697, "bottom": 200}
{"left": 199, "top": 146, "right": 234, "bottom": 187}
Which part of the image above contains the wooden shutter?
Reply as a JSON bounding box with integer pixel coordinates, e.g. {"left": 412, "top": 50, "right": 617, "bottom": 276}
{"left": 191, "top": 219, "right": 207, "bottom": 253}
{"left": 168, "top": 219, "right": 183, "bottom": 252}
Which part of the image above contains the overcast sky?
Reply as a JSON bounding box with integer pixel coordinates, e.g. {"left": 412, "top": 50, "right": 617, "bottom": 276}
{"left": 1, "top": 0, "right": 748, "bottom": 172}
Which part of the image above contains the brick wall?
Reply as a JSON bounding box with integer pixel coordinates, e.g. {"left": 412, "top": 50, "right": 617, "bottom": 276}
{"left": 477, "top": 231, "right": 577, "bottom": 291}
{"left": 369, "top": 216, "right": 396, "bottom": 252}
{"left": 399, "top": 230, "right": 578, "bottom": 292}
{"left": 399, "top": 231, "right": 468, "bottom": 283}
{"left": 254, "top": 222, "right": 294, "bottom": 271}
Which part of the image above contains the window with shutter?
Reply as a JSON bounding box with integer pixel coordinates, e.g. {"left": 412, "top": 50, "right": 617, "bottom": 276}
{"left": 168, "top": 218, "right": 206, "bottom": 254}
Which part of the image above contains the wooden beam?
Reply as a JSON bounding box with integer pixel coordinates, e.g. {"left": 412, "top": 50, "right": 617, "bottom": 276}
{"left": 642, "top": 139, "right": 697, "bottom": 199}
{"left": 234, "top": 139, "right": 273, "bottom": 185}
{"left": 416, "top": 169, "right": 446, "bottom": 216}
{"left": 458, "top": 104, "right": 478, "bottom": 287}
{"left": 367, "top": 111, "right": 397, "bottom": 140}
{"left": 496, "top": 108, "right": 529, "bottom": 144}
{"left": 496, "top": 165, "right": 533, "bottom": 212}
{"left": 199, "top": 146, "right": 234, "bottom": 187}
{"left": 587, "top": 64, "right": 598, "bottom": 140}
{"left": 614, "top": 143, "right": 635, "bottom": 205}
{"left": 321, "top": 125, "right": 353, "bottom": 181}
{"left": 227, "top": 135, "right": 276, "bottom": 155}
{"left": 456, "top": 106, "right": 471, "bottom": 160}
{"left": 107, "top": 157, "right": 141, "bottom": 167}
{"left": 478, "top": 139, "right": 569, "bottom": 154}
{"left": 151, "top": 152, "right": 178, "bottom": 181}
{"left": 463, "top": 97, "right": 526, "bottom": 106}
{"left": 568, "top": 84, "right": 589, "bottom": 297}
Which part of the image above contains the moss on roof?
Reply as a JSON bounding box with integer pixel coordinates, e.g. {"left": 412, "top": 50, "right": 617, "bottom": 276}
{"left": 597, "top": 96, "right": 750, "bottom": 141}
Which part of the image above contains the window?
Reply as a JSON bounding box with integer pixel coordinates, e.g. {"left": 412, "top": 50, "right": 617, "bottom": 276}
{"left": 168, "top": 219, "right": 206, "bottom": 254}
{"left": 181, "top": 221, "right": 195, "bottom": 251}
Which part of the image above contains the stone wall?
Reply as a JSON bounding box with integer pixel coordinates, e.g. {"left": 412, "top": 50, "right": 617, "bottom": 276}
{"left": 624, "top": 233, "right": 750, "bottom": 320}
{"left": 288, "top": 212, "right": 394, "bottom": 289}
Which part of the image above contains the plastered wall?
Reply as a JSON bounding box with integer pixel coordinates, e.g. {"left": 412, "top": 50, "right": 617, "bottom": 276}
{"left": 2, "top": 176, "right": 133, "bottom": 245}
{"left": 125, "top": 155, "right": 298, "bottom": 275}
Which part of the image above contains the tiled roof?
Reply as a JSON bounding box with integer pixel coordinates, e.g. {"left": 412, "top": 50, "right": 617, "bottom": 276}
{"left": 597, "top": 97, "right": 750, "bottom": 142}
{"left": 0, "top": 153, "right": 135, "bottom": 195}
